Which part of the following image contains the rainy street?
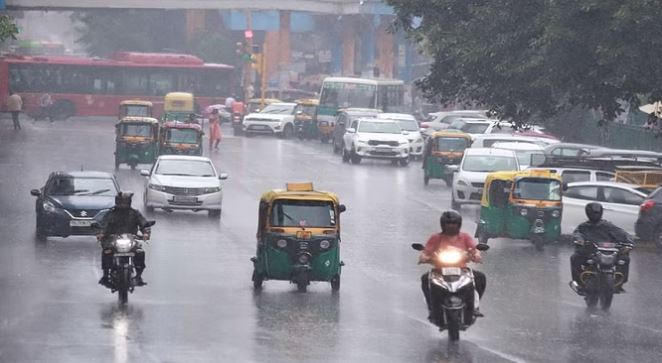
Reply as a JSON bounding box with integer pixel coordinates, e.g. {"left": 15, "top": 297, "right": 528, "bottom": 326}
{"left": 1, "top": 119, "right": 662, "bottom": 363}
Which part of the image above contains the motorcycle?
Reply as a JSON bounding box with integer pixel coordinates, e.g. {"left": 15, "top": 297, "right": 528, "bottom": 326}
{"left": 231, "top": 112, "right": 243, "bottom": 136}
{"left": 412, "top": 242, "right": 489, "bottom": 341}
{"left": 569, "top": 241, "right": 630, "bottom": 310}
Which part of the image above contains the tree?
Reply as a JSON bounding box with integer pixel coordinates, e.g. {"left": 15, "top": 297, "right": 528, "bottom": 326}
{"left": 0, "top": 15, "right": 19, "bottom": 43}
{"left": 387, "top": 0, "right": 662, "bottom": 124}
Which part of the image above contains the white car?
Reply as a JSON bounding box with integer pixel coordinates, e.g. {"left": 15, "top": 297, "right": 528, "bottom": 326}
{"left": 562, "top": 181, "right": 649, "bottom": 235}
{"left": 491, "top": 142, "right": 545, "bottom": 169}
{"left": 342, "top": 117, "right": 410, "bottom": 166}
{"left": 141, "top": 155, "right": 229, "bottom": 217}
{"left": 421, "top": 110, "right": 488, "bottom": 133}
{"left": 376, "top": 113, "right": 425, "bottom": 158}
{"left": 471, "top": 133, "right": 560, "bottom": 148}
{"left": 242, "top": 102, "right": 296, "bottom": 138}
{"left": 451, "top": 148, "right": 520, "bottom": 209}
{"left": 528, "top": 167, "right": 615, "bottom": 184}
{"left": 449, "top": 119, "right": 516, "bottom": 135}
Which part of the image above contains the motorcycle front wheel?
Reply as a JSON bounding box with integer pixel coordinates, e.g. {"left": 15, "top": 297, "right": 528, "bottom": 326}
{"left": 446, "top": 309, "right": 461, "bottom": 341}
{"left": 600, "top": 274, "right": 614, "bottom": 310}
{"left": 117, "top": 267, "right": 130, "bottom": 305}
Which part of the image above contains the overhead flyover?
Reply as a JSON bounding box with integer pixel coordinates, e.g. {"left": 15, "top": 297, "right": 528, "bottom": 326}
{"left": 4, "top": 0, "right": 384, "bottom": 14}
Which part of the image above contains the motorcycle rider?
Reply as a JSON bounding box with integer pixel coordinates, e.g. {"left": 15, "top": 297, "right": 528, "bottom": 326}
{"left": 97, "top": 192, "right": 150, "bottom": 288}
{"left": 570, "top": 202, "right": 633, "bottom": 293}
{"left": 419, "top": 210, "right": 486, "bottom": 319}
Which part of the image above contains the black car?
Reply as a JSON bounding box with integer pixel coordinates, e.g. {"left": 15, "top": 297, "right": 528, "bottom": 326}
{"left": 635, "top": 186, "right": 662, "bottom": 245}
{"left": 30, "top": 171, "right": 120, "bottom": 240}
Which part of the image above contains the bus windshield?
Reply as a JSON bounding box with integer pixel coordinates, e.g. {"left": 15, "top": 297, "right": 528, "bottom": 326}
{"left": 320, "top": 82, "right": 376, "bottom": 109}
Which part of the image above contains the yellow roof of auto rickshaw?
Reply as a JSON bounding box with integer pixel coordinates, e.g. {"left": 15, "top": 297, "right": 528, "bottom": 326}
{"left": 295, "top": 98, "right": 319, "bottom": 106}
{"left": 118, "top": 116, "right": 160, "bottom": 124}
{"left": 430, "top": 130, "right": 472, "bottom": 140}
{"left": 120, "top": 100, "right": 153, "bottom": 107}
{"left": 165, "top": 92, "right": 194, "bottom": 100}
{"left": 248, "top": 98, "right": 281, "bottom": 104}
{"left": 260, "top": 182, "right": 340, "bottom": 204}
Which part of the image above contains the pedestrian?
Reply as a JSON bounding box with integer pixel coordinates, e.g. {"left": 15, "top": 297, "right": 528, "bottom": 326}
{"left": 208, "top": 108, "right": 222, "bottom": 152}
{"left": 6, "top": 90, "right": 23, "bottom": 130}
{"left": 39, "top": 93, "right": 54, "bottom": 123}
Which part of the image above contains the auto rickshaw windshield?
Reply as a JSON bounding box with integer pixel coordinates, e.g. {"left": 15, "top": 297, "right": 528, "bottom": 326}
{"left": 271, "top": 200, "right": 337, "bottom": 227}
{"left": 123, "top": 105, "right": 150, "bottom": 117}
{"left": 512, "top": 178, "right": 561, "bottom": 201}
{"left": 437, "top": 137, "right": 469, "bottom": 152}
{"left": 166, "top": 129, "right": 198, "bottom": 144}
{"left": 295, "top": 104, "right": 316, "bottom": 116}
{"left": 120, "top": 123, "right": 152, "bottom": 138}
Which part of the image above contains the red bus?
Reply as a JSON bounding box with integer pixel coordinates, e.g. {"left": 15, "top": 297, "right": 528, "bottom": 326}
{"left": 0, "top": 51, "right": 236, "bottom": 118}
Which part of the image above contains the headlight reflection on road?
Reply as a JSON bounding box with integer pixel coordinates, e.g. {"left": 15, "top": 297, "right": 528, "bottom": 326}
{"left": 112, "top": 311, "right": 129, "bottom": 363}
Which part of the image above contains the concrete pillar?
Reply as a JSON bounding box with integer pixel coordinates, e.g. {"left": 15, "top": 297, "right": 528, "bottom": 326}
{"left": 341, "top": 17, "right": 356, "bottom": 76}
{"left": 376, "top": 19, "right": 394, "bottom": 79}
{"left": 359, "top": 15, "right": 378, "bottom": 77}
{"left": 185, "top": 9, "right": 206, "bottom": 41}
{"left": 278, "top": 11, "right": 291, "bottom": 66}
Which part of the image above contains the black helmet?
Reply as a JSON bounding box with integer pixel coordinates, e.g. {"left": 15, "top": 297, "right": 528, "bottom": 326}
{"left": 585, "top": 202, "right": 603, "bottom": 223}
{"left": 115, "top": 192, "right": 133, "bottom": 209}
{"left": 440, "top": 210, "right": 462, "bottom": 235}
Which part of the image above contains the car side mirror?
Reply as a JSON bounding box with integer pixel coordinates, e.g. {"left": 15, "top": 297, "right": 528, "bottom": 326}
{"left": 30, "top": 189, "right": 41, "bottom": 197}
{"left": 143, "top": 220, "right": 156, "bottom": 228}
{"left": 338, "top": 204, "right": 347, "bottom": 213}
{"left": 476, "top": 243, "right": 490, "bottom": 251}
{"left": 346, "top": 128, "right": 356, "bottom": 134}
{"left": 411, "top": 243, "right": 424, "bottom": 251}
{"left": 562, "top": 182, "right": 568, "bottom": 191}
{"left": 447, "top": 165, "right": 459, "bottom": 173}
{"left": 219, "top": 173, "right": 229, "bottom": 180}
{"left": 140, "top": 170, "right": 150, "bottom": 177}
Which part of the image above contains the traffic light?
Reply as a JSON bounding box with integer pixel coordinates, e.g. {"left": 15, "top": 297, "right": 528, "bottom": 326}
{"left": 251, "top": 54, "right": 263, "bottom": 74}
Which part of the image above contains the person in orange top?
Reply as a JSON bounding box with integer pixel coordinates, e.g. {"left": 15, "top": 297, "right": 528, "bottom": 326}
{"left": 418, "top": 210, "right": 486, "bottom": 317}
{"left": 208, "top": 108, "right": 222, "bottom": 151}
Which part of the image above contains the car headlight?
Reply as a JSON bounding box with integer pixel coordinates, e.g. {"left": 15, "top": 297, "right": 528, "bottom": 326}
{"left": 320, "top": 240, "right": 330, "bottom": 249}
{"left": 520, "top": 208, "right": 528, "bottom": 216}
{"left": 114, "top": 237, "right": 133, "bottom": 253}
{"left": 458, "top": 180, "right": 468, "bottom": 187}
{"left": 149, "top": 183, "right": 166, "bottom": 191}
{"left": 43, "top": 200, "right": 57, "bottom": 213}
{"left": 203, "top": 186, "right": 221, "bottom": 193}
{"left": 551, "top": 210, "right": 561, "bottom": 218}
{"left": 276, "top": 239, "right": 288, "bottom": 248}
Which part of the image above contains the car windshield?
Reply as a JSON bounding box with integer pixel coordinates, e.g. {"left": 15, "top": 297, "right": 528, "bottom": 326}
{"left": 261, "top": 104, "right": 295, "bottom": 115}
{"left": 462, "top": 155, "right": 518, "bottom": 172}
{"left": 397, "top": 119, "right": 419, "bottom": 131}
{"left": 461, "top": 123, "right": 490, "bottom": 133}
{"left": 358, "top": 121, "right": 402, "bottom": 134}
{"left": 436, "top": 137, "right": 469, "bottom": 152}
{"left": 166, "top": 129, "right": 198, "bottom": 144}
{"left": 119, "top": 123, "right": 152, "bottom": 138}
{"left": 155, "top": 159, "right": 216, "bottom": 177}
{"left": 514, "top": 150, "right": 544, "bottom": 166}
{"left": 122, "top": 105, "right": 150, "bottom": 117}
{"left": 270, "top": 200, "right": 336, "bottom": 227}
{"left": 47, "top": 177, "right": 117, "bottom": 196}
{"left": 513, "top": 178, "right": 561, "bottom": 201}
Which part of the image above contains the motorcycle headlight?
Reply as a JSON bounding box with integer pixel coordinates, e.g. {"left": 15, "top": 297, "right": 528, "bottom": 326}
{"left": 297, "top": 253, "right": 310, "bottom": 264}
{"left": 276, "top": 239, "right": 288, "bottom": 248}
{"left": 203, "top": 186, "right": 221, "bottom": 193}
{"left": 114, "top": 237, "right": 133, "bottom": 253}
{"left": 43, "top": 200, "right": 57, "bottom": 213}
{"left": 437, "top": 249, "right": 463, "bottom": 265}
{"left": 319, "top": 240, "right": 330, "bottom": 249}
{"left": 149, "top": 183, "right": 167, "bottom": 192}
{"left": 520, "top": 208, "right": 528, "bottom": 216}
{"left": 551, "top": 210, "right": 561, "bottom": 218}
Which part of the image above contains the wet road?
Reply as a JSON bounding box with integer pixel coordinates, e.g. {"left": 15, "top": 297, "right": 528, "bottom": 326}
{"left": 1, "top": 118, "right": 662, "bottom": 363}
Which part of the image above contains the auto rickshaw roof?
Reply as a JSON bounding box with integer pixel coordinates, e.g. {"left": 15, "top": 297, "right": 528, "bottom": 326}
{"left": 165, "top": 92, "right": 194, "bottom": 100}
{"left": 430, "top": 130, "right": 472, "bottom": 139}
{"left": 295, "top": 98, "right": 319, "bottom": 106}
{"left": 260, "top": 183, "right": 340, "bottom": 204}
{"left": 120, "top": 100, "right": 153, "bottom": 107}
{"left": 118, "top": 116, "right": 159, "bottom": 124}
{"left": 248, "top": 98, "right": 281, "bottom": 104}
{"left": 162, "top": 121, "right": 202, "bottom": 130}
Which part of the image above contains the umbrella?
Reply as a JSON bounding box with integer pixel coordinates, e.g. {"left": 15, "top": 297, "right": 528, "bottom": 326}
{"left": 639, "top": 101, "right": 662, "bottom": 116}
{"left": 205, "top": 104, "right": 226, "bottom": 115}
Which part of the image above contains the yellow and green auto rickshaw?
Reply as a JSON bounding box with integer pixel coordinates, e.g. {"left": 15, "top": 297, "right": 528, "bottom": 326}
{"left": 294, "top": 98, "right": 319, "bottom": 141}
{"left": 114, "top": 116, "right": 160, "bottom": 169}
{"left": 119, "top": 100, "right": 153, "bottom": 119}
{"left": 475, "top": 169, "right": 564, "bottom": 250}
{"left": 158, "top": 121, "right": 204, "bottom": 156}
{"left": 163, "top": 92, "right": 195, "bottom": 122}
{"left": 423, "top": 131, "right": 473, "bottom": 186}
{"left": 251, "top": 182, "right": 347, "bottom": 292}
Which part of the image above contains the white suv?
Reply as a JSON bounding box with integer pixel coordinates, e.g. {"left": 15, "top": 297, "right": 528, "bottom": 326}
{"left": 451, "top": 148, "right": 519, "bottom": 209}
{"left": 342, "top": 118, "right": 410, "bottom": 166}
{"left": 377, "top": 113, "right": 425, "bottom": 159}
{"left": 242, "top": 102, "right": 296, "bottom": 138}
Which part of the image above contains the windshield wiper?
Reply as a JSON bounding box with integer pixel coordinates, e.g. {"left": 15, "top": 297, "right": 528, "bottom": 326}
{"left": 87, "top": 189, "right": 111, "bottom": 196}
{"left": 72, "top": 189, "right": 90, "bottom": 195}
{"left": 160, "top": 173, "right": 191, "bottom": 176}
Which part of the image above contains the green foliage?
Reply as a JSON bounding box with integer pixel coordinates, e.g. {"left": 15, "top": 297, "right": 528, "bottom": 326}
{"left": 387, "top": 0, "right": 662, "bottom": 123}
{"left": 0, "top": 15, "right": 19, "bottom": 43}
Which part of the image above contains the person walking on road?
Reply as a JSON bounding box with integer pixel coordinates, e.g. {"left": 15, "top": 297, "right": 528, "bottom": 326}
{"left": 6, "top": 90, "right": 23, "bottom": 130}
{"left": 39, "top": 93, "right": 54, "bottom": 123}
{"left": 208, "top": 108, "right": 222, "bottom": 152}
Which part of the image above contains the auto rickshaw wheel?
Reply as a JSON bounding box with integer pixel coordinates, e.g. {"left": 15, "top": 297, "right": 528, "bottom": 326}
{"left": 533, "top": 237, "right": 545, "bottom": 251}
{"left": 297, "top": 280, "right": 307, "bottom": 292}
{"left": 331, "top": 275, "right": 341, "bottom": 291}
{"left": 252, "top": 270, "right": 264, "bottom": 289}
{"left": 114, "top": 158, "right": 120, "bottom": 170}
{"left": 399, "top": 158, "right": 409, "bottom": 166}
{"left": 320, "top": 135, "right": 329, "bottom": 143}
{"left": 424, "top": 174, "right": 430, "bottom": 185}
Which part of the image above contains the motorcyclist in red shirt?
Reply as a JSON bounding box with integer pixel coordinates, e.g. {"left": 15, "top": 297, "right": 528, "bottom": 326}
{"left": 418, "top": 210, "right": 486, "bottom": 318}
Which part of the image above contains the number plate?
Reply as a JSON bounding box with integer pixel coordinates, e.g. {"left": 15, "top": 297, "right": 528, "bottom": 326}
{"left": 173, "top": 195, "right": 197, "bottom": 203}
{"left": 113, "top": 252, "right": 135, "bottom": 257}
{"left": 70, "top": 220, "right": 93, "bottom": 227}
{"left": 441, "top": 267, "right": 462, "bottom": 276}
{"left": 377, "top": 147, "right": 392, "bottom": 152}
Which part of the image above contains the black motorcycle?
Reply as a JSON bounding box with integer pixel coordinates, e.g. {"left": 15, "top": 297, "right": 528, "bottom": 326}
{"left": 231, "top": 112, "right": 243, "bottom": 136}
{"left": 412, "top": 243, "right": 489, "bottom": 341}
{"left": 569, "top": 241, "right": 630, "bottom": 310}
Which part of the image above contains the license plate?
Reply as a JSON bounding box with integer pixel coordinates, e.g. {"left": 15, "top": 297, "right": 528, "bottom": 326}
{"left": 441, "top": 267, "right": 462, "bottom": 276}
{"left": 70, "top": 220, "right": 93, "bottom": 227}
{"left": 534, "top": 227, "right": 545, "bottom": 233}
{"left": 377, "top": 147, "right": 392, "bottom": 152}
{"left": 113, "top": 252, "right": 135, "bottom": 257}
{"left": 173, "top": 195, "right": 197, "bottom": 203}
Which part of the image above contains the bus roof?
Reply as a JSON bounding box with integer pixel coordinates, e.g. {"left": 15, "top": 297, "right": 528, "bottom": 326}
{"left": 322, "top": 77, "right": 404, "bottom": 86}
{"left": 1, "top": 52, "right": 234, "bottom": 70}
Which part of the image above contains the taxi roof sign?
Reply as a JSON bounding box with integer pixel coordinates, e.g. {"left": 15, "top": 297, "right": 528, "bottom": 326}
{"left": 286, "top": 182, "right": 314, "bottom": 192}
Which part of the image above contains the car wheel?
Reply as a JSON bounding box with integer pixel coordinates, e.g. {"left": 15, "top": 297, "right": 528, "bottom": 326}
{"left": 143, "top": 192, "right": 154, "bottom": 213}
{"left": 451, "top": 194, "right": 461, "bottom": 211}
{"left": 282, "top": 124, "right": 294, "bottom": 139}
{"left": 342, "top": 146, "right": 350, "bottom": 162}
{"left": 399, "top": 157, "right": 409, "bottom": 167}
{"left": 655, "top": 227, "right": 662, "bottom": 249}
{"left": 350, "top": 148, "right": 361, "bottom": 164}
{"left": 36, "top": 218, "right": 47, "bottom": 241}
